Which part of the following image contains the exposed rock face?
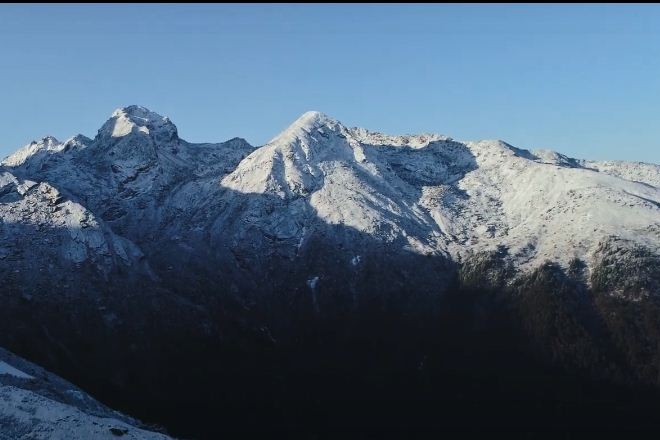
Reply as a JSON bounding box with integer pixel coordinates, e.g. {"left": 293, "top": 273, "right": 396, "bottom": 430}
{"left": 4, "top": 106, "right": 659, "bottom": 294}
{"left": 0, "top": 170, "right": 148, "bottom": 290}
{"left": 2, "top": 106, "right": 660, "bottom": 437}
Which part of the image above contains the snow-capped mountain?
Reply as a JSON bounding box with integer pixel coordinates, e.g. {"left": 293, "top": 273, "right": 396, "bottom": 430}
{"left": 221, "top": 110, "right": 660, "bottom": 273}
{"left": 2, "top": 105, "right": 660, "bottom": 437}
{"left": 0, "top": 169, "right": 147, "bottom": 279}
{"left": 0, "top": 346, "right": 172, "bottom": 439}
{"left": 5, "top": 106, "right": 658, "bottom": 281}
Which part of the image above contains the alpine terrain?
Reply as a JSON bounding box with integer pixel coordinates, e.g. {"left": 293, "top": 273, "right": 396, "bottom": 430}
{"left": 2, "top": 106, "right": 660, "bottom": 437}
{"left": 0, "top": 346, "right": 171, "bottom": 439}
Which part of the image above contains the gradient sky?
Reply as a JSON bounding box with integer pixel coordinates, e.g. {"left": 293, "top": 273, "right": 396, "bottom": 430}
{"left": 1, "top": 4, "right": 659, "bottom": 163}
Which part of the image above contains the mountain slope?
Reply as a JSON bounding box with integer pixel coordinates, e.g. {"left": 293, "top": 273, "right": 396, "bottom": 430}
{"left": 0, "top": 346, "right": 172, "bottom": 440}
{"left": 4, "top": 106, "right": 254, "bottom": 244}
{"left": 2, "top": 106, "right": 660, "bottom": 323}
{"left": 453, "top": 140, "right": 660, "bottom": 270}
{"left": 220, "top": 110, "right": 660, "bottom": 274}
{"left": 5, "top": 106, "right": 658, "bottom": 280}
{"left": 2, "top": 106, "right": 660, "bottom": 437}
{"left": 0, "top": 169, "right": 149, "bottom": 286}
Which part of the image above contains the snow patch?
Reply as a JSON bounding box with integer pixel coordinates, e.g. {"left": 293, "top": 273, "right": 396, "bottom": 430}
{"left": 0, "top": 361, "right": 33, "bottom": 380}
{"left": 307, "top": 276, "right": 319, "bottom": 290}
{"left": 111, "top": 113, "right": 137, "bottom": 137}
{"left": 0, "top": 386, "right": 171, "bottom": 439}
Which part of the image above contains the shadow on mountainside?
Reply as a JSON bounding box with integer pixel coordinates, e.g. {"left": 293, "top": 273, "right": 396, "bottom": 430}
{"left": 3, "top": 188, "right": 660, "bottom": 437}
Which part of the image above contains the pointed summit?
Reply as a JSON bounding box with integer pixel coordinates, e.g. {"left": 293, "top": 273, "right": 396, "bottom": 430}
{"left": 1, "top": 136, "right": 64, "bottom": 167}
{"left": 97, "top": 105, "right": 178, "bottom": 144}
{"left": 268, "top": 111, "right": 344, "bottom": 146}
{"left": 222, "top": 111, "right": 366, "bottom": 197}
{"left": 291, "top": 110, "right": 341, "bottom": 131}
{"left": 40, "top": 135, "right": 60, "bottom": 146}
{"left": 294, "top": 111, "right": 338, "bottom": 128}
{"left": 112, "top": 105, "right": 166, "bottom": 121}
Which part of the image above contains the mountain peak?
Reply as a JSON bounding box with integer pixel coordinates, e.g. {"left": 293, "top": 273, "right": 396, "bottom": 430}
{"left": 267, "top": 111, "right": 343, "bottom": 146}
{"left": 1, "top": 136, "right": 64, "bottom": 167}
{"left": 40, "top": 135, "right": 60, "bottom": 146}
{"left": 288, "top": 110, "right": 342, "bottom": 134}
{"left": 97, "top": 105, "right": 178, "bottom": 143}
{"left": 111, "top": 105, "right": 168, "bottom": 123}
{"left": 296, "top": 110, "right": 336, "bottom": 127}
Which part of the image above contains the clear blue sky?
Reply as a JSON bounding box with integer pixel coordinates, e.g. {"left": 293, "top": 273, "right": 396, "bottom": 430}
{"left": 2, "top": 4, "right": 660, "bottom": 164}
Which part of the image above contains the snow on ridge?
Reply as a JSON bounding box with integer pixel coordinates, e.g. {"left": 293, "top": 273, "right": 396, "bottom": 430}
{"left": 222, "top": 111, "right": 356, "bottom": 197}
{"left": 0, "top": 361, "right": 34, "bottom": 379}
{"left": 4, "top": 106, "right": 660, "bottom": 275}
{"left": 583, "top": 159, "right": 660, "bottom": 188}
{"left": 99, "top": 105, "right": 178, "bottom": 141}
{"left": 0, "top": 387, "right": 172, "bottom": 440}
{"left": 221, "top": 112, "right": 660, "bottom": 271}
{"left": 1, "top": 136, "right": 64, "bottom": 167}
{"left": 112, "top": 105, "right": 165, "bottom": 119}
{"left": 349, "top": 126, "right": 450, "bottom": 149}
{"left": 0, "top": 346, "right": 172, "bottom": 439}
{"left": 266, "top": 110, "right": 341, "bottom": 145}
